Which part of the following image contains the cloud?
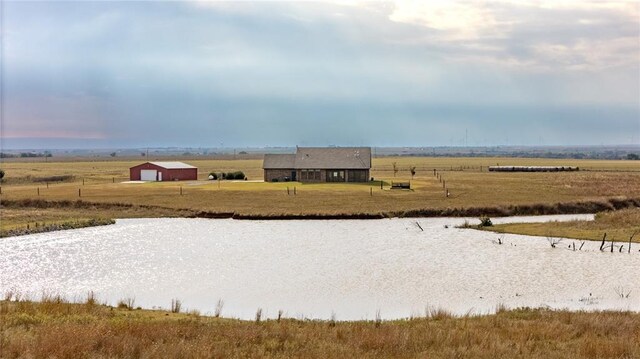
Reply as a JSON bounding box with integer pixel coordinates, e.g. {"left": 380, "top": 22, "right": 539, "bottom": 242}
{"left": 1, "top": 1, "right": 638, "bottom": 148}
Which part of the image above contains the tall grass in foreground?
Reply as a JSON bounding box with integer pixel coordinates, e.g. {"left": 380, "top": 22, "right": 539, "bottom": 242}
{"left": 0, "top": 299, "right": 638, "bottom": 358}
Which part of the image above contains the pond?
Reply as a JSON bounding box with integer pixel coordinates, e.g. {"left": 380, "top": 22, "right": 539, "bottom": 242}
{"left": 1, "top": 215, "right": 638, "bottom": 320}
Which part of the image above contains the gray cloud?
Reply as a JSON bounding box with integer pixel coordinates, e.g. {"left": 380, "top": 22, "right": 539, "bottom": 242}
{"left": 2, "top": 1, "right": 638, "bottom": 148}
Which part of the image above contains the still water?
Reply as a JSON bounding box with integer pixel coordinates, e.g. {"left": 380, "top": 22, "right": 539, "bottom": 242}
{"left": 2, "top": 214, "right": 638, "bottom": 320}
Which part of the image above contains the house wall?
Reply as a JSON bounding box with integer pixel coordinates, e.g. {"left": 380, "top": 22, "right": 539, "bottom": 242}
{"left": 295, "top": 169, "right": 370, "bottom": 183}
{"left": 264, "top": 169, "right": 294, "bottom": 182}
{"left": 296, "top": 169, "right": 326, "bottom": 183}
{"left": 347, "top": 169, "right": 369, "bottom": 182}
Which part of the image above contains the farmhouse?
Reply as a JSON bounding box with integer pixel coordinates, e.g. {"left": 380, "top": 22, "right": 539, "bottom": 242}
{"left": 263, "top": 147, "right": 371, "bottom": 183}
{"left": 129, "top": 162, "right": 198, "bottom": 181}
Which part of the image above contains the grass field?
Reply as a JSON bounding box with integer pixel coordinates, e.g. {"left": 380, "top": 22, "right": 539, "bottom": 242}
{"left": 487, "top": 207, "right": 640, "bottom": 243}
{"left": 1, "top": 156, "right": 639, "bottom": 237}
{"left": 1, "top": 158, "right": 639, "bottom": 357}
{"left": 1, "top": 298, "right": 638, "bottom": 359}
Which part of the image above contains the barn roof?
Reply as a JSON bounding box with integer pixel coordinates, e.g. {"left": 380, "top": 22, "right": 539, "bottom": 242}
{"left": 263, "top": 147, "right": 371, "bottom": 169}
{"left": 263, "top": 154, "right": 296, "bottom": 169}
{"left": 148, "top": 161, "right": 196, "bottom": 169}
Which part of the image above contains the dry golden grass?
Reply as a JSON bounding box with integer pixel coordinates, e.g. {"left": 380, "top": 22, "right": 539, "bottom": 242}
{"left": 1, "top": 156, "right": 638, "bottom": 236}
{"left": 1, "top": 299, "right": 638, "bottom": 359}
{"left": 1, "top": 157, "right": 639, "bottom": 215}
{"left": 488, "top": 207, "right": 640, "bottom": 243}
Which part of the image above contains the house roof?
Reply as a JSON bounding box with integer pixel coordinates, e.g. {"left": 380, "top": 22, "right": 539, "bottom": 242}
{"left": 263, "top": 147, "right": 371, "bottom": 169}
{"left": 263, "top": 154, "right": 296, "bottom": 169}
{"left": 148, "top": 161, "right": 197, "bottom": 169}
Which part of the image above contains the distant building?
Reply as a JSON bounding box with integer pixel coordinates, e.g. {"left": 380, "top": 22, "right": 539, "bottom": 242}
{"left": 129, "top": 162, "right": 198, "bottom": 181}
{"left": 263, "top": 147, "right": 371, "bottom": 183}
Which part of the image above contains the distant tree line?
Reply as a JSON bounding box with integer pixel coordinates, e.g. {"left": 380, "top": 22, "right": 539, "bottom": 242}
{"left": 0, "top": 152, "right": 52, "bottom": 158}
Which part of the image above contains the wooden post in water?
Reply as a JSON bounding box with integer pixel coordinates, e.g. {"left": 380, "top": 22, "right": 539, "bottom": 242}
{"left": 611, "top": 236, "right": 614, "bottom": 253}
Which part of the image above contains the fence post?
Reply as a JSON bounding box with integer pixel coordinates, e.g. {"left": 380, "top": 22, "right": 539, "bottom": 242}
{"left": 370, "top": 187, "right": 373, "bottom": 196}
{"left": 180, "top": 186, "right": 183, "bottom": 196}
{"left": 79, "top": 188, "right": 81, "bottom": 197}
{"left": 37, "top": 187, "right": 40, "bottom": 196}
{"left": 294, "top": 187, "right": 297, "bottom": 196}
{"left": 287, "top": 187, "right": 290, "bottom": 195}
{"left": 380, "top": 180, "right": 383, "bottom": 190}
{"left": 112, "top": 177, "right": 115, "bottom": 183}
{"left": 83, "top": 178, "right": 85, "bottom": 186}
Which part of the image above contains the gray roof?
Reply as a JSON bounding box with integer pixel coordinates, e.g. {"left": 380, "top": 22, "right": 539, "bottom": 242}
{"left": 263, "top": 147, "right": 371, "bottom": 169}
{"left": 263, "top": 154, "right": 296, "bottom": 169}
{"left": 149, "top": 161, "right": 196, "bottom": 169}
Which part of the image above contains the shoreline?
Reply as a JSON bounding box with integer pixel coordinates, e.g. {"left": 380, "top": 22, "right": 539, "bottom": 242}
{"left": 1, "top": 196, "right": 638, "bottom": 237}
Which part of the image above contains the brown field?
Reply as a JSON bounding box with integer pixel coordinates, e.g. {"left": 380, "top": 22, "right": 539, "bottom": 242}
{"left": 487, "top": 207, "right": 640, "bottom": 243}
{"left": 1, "top": 156, "right": 638, "bottom": 237}
{"left": 1, "top": 298, "right": 638, "bottom": 359}
{"left": 1, "top": 157, "right": 639, "bottom": 357}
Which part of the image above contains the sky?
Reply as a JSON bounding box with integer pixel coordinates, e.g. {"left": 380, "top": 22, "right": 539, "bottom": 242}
{"left": 1, "top": 0, "right": 639, "bottom": 149}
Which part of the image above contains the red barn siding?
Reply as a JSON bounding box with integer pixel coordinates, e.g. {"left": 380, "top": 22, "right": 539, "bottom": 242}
{"left": 129, "top": 163, "right": 198, "bottom": 181}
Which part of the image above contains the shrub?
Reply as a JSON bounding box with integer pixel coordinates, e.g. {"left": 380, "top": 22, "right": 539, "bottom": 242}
{"left": 479, "top": 216, "right": 493, "bottom": 227}
{"left": 224, "top": 171, "right": 245, "bottom": 180}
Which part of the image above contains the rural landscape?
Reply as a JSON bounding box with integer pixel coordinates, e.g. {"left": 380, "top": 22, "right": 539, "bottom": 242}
{"left": 2, "top": 0, "right": 640, "bottom": 358}
{"left": 1, "top": 149, "right": 639, "bottom": 357}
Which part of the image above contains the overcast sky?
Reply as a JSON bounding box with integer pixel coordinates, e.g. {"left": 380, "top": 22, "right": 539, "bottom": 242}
{"left": 2, "top": 1, "right": 639, "bottom": 149}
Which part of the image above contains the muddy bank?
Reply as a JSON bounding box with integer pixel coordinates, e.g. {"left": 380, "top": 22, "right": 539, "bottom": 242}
{"left": 2, "top": 196, "right": 638, "bottom": 221}
{"left": 1, "top": 218, "right": 116, "bottom": 238}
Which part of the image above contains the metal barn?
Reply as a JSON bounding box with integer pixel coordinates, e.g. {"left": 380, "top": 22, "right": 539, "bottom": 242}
{"left": 129, "top": 162, "right": 198, "bottom": 181}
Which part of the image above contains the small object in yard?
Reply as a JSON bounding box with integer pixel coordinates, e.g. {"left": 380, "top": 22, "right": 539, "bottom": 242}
{"left": 390, "top": 182, "right": 410, "bottom": 190}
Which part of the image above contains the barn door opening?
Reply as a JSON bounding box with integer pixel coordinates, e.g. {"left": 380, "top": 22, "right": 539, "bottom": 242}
{"left": 140, "top": 169, "right": 158, "bottom": 181}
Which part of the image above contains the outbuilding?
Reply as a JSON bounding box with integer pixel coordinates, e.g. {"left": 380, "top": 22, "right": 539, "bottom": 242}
{"left": 129, "top": 162, "right": 198, "bottom": 181}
